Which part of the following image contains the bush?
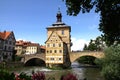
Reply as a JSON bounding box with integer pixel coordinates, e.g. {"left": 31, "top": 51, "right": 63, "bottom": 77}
{"left": 97, "top": 44, "right": 120, "bottom": 80}
{"left": 18, "top": 72, "right": 31, "bottom": 80}
{"left": 0, "top": 69, "right": 15, "bottom": 80}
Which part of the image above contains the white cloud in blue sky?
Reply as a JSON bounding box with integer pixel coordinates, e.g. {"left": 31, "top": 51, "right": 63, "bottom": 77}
{"left": 71, "top": 37, "right": 89, "bottom": 51}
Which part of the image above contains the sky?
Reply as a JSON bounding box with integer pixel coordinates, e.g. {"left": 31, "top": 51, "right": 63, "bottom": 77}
{"left": 0, "top": 0, "right": 102, "bottom": 51}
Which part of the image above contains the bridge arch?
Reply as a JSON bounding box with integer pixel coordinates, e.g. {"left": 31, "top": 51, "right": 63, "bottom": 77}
{"left": 25, "top": 58, "right": 45, "bottom": 66}
{"left": 69, "top": 51, "right": 104, "bottom": 63}
{"left": 73, "top": 55, "right": 97, "bottom": 63}
{"left": 24, "top": 56, "right": 45, "bottom": 64}
{"left": 22, "top": 54, "right": 45, "bottom": 65}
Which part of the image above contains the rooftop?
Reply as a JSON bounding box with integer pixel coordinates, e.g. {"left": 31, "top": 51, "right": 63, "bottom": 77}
{"left": 0, "top": 31, "right": 12, "bottom": 40}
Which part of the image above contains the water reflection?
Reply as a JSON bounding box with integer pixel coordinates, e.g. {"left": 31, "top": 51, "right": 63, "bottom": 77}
{"left": 71, "top": 62, "right": 104, "bottom": 80}
{"left": 71, "top": 62, "right": 86, "bottom": 79}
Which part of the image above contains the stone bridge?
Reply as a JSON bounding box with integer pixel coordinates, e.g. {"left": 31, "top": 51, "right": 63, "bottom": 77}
{"left": 21, "top": 53, "right": 45, "bottom": 63}
{"left": 21, "top": 51, "right": 104, "bottom": 64}
{"left": 70, "top": 51, "right": 104, "bottom": 62}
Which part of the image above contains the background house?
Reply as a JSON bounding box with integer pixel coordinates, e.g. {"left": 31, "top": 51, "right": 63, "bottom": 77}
{"left": 15, "top": 40, "right": 42, "bottom": 55}
{"left": 0, "top": 31, "right": 16, "bottom": 62}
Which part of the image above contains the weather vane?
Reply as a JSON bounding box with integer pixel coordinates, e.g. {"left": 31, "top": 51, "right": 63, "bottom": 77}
{"left": 58, "top": 7, "right": 60, "bottom": 11}
{"left": 58, "top": 6, "right": 61, "bottom": 13}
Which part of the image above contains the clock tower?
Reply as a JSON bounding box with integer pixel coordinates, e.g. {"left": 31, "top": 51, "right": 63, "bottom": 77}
{"left": 45, "top": 9, "right": 72, "bottom": 68}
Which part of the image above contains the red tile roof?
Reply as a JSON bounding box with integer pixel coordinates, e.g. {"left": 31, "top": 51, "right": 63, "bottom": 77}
{"left": 40, "top": 45, "right": 46, "bottom": 49}
{"left": 27, "top": 43, "right": 39, "bottom": 46}
{"left": 0, "top": 31, "right": 12, "bottom": 40}
{"left": 16, "top": 40, "right": 40, "bottom": 47}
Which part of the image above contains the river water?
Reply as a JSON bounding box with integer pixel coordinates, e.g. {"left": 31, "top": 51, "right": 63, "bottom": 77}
{"left": 71, "top": 62, "right": 104, "bottom": 80}
{"left": 10, "top": 62, "right": 104, "bottom": 80}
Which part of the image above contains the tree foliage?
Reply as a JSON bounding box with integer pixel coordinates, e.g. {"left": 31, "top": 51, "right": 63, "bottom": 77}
{"left": 83, "top": 44, "right": 88, "bottom": 50}
{"left": 88, "top": 41, "right": 97, "bottom": 51}
{"left": 95, "top": 44, "right": 120, "bottom": 80}
{"left": 0, "top": 69, "right": 15, "bottom": 80}
{"left": 83, "top": 36, "right": 106, "bottom": 51}
{"left": 63, "top": 0, "right": 120, "bottom": 46}
{"left": 77, "top": 56, "right": 96, "bottom": 65}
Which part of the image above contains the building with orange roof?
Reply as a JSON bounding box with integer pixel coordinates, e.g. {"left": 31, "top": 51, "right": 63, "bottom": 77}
{"left": 26, "top": 43, "right": 40, "bottom": 54}
{"left": 15, "top": 40, "right": 25, "bottom": 55}
{"left": 0, "top": 31, "right": 16, "bottom": 62}
{"left": 15, "top": 40, "right": 41, "bottom": 55}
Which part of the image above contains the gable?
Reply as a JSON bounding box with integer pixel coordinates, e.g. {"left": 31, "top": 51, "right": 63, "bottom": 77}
{"left": 45, "top": 31, "right": 63, "bottom": 43}
{"left": 0, "top": 31, "right": 16, "bottom": 41}
{"left": 8, "top": 32, "right": 16, "bottom": 41}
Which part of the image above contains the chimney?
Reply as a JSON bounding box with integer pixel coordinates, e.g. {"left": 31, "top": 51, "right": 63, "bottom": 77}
{"left": 4, "top": 30, "right": 6, "bottom": 33}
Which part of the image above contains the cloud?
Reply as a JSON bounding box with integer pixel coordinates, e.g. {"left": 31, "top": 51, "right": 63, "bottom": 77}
{"left": 71, "top": 37, "right": 89, "bottom": 51}
{"left": 16, "top": 38, "right": 27, "bottom": 41}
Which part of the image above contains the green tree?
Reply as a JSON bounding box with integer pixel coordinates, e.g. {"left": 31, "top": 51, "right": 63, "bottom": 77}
{"left": 83, "top": 44, "right": 88, "bottom": 51}
{"left": 95, "top": 44, "right": 120, "bottom": 80}
{"left": 63, "top": 0, "right": 120, "bottom": 46}
{"left": 95, "top": 36, "right": 106, "bottom": 51}
{"left": 87, "top": 36, "right": 106, "bottom": 51}
{"left": 87, "top": 39, "right": 97, "bottom": 51}
{"left": 88, "top": 43, "right": 97, "bottom": 51}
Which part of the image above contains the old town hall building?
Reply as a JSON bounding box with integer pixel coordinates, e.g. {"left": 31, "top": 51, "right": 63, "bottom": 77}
{"left": 45, "top": 10, "right": 72, "bottom": 68}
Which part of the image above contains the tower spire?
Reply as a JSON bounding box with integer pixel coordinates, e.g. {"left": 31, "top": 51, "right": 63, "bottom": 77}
{"left": 56, "top": 7, "right": 62, "bottom": 22}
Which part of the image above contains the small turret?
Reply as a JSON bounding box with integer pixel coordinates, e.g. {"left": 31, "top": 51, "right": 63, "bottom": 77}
{"left": 56, "top": 8, "right": 62, "bottom": 22}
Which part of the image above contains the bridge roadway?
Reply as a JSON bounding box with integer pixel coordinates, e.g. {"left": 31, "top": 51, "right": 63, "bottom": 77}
{"left": 21, "top": 51, "right": 104, "bottom": 64}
